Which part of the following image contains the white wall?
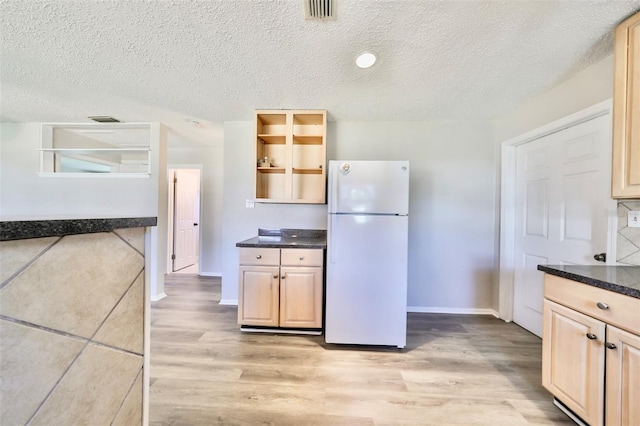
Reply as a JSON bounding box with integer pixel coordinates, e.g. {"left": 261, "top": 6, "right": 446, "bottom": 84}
{"left": 0, "top": 122, "right": 168, "bottom": 303}
{"left": 221, "top": 119, "right": 498, "bottom": 312}
{"left": 0, "top": 122, "right": 162, "bottom": 218}
{"left": 167, "top": 144, "right": 224, "bottom": 276}
{"left": 220, "top": 121, "right": 327, "bottom": 304}
{"left": 495, "top": 55, "right": 615, "bottom": 142}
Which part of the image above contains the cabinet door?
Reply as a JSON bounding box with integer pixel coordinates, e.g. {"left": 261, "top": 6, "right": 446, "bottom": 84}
{"left": 542, "top": 299, "right": 605, "bottom": 426}
{"left": 612, "top": 12, "right": 640, "bottom": 198}
{"left": 279, "top": 266, "right": 323, "bottom": 328}
{"left": 238, "top": 265, "right": 280, "bottom": 326}
{"left": 606, "top": 326, "right": 640, "bottom": 426}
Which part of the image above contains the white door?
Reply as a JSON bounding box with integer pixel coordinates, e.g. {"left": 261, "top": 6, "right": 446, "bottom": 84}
{"left": 513, "top": 114, "right": 611, "bottom": 337}
{"left": 173, "top": 169, "right": 200, "bottom": 272}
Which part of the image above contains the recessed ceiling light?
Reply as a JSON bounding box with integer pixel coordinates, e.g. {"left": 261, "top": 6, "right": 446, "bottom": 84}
{"left": 356, "top": 51, "right": 376, "bottom": 69}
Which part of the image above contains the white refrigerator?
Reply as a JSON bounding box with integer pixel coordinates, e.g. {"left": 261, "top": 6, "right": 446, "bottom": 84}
{"left": 325, "top": 160, "right": 409, "bottom": 348}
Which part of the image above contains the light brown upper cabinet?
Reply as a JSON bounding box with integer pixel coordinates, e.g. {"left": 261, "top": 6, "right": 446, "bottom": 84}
{"left": 612, "top": 12, "right": 640, "bottom": 198}
{"left": 255, "top": 110, "right": 326, "bottom": 203}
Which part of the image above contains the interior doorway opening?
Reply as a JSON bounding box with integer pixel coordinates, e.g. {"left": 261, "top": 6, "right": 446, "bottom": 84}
{"left": 167, "top": 167, "right": 202, "bottom": 275}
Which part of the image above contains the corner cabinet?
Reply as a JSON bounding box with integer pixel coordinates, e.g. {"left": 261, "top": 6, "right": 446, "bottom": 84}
{"left": 612, "top": 12, "right": 640, "bottom": 198}
{"left": 238, "top": 247, "right": 324, "bottom": 330}
{"left": 255, "top": 110, "right": 326, "bottom": 204}
{"left": 542, "top": 274, "right": 640, "bottom": 426}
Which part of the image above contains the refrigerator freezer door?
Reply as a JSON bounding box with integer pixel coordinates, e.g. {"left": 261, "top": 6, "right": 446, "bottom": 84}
{"left": 325, "top": 213, "right": 408, "bottom": 347}
{"left": 328, "top": 161, "right": 409, "bottom": 215}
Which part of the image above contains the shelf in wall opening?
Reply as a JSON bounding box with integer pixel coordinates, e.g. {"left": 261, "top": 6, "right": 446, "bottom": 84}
{"left": 292, "top": 135, "right": 323, "bottom": 145}
{"left": 257, "top": 167, "right": 286, "bottom": 174}
{"left": 292, "top": 168, "right": 323, "bottom": 175}
{"left": 258, "top": 135, "right": 286, "bottom": 144}
{"left": 40, "top": 148, "right": 149, "bottom": 153}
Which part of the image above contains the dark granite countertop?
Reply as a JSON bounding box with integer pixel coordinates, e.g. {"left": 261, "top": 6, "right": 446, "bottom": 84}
{"left": 538, "top": 265, "right": 640, "bottom": 299}
{"left": 0, "top": 217, "right": 157, "bottom": 241}
{"left": 236, "top": 228, "right": 326, "bottom": 249}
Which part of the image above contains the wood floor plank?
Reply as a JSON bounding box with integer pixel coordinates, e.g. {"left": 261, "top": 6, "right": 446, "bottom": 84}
{"left": 150, "top": 274, "right": 573, "bottom": 425}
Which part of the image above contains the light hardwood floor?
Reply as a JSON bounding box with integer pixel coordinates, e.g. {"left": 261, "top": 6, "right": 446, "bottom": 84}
{"left": 150, "top": 274, "right": 573, "bottom": 425}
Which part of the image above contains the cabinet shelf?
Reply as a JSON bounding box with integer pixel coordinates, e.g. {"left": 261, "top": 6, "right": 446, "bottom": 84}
{"left": 293, "top": 135, "right": 323, "bottom": 145}
{"left": 255, "top": 110, "right": 326, "bottom": 203}
{"left": 257, "top": 167, "right": 286, "bottom": 174}
{"left": 258, "top": 135, "right": 286, "bottom": 144}
{"left": 293, "top": 168, "right": 323, "bottom": 174}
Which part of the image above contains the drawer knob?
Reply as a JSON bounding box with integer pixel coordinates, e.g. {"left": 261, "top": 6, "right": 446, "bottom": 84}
{"left": 596, "top": 302, "right": 609, "bottom": 310}
{"left": 256, "top": 255, "right": 262, "bottom": 259}
{"left": 586, "top": 333, "right": 597, "bottom": 340}
{"left": 606, "top": 342, "right": 617, "bottom": 350}
{"left": 299, "top": 256, "right": 304, "bottom": 260}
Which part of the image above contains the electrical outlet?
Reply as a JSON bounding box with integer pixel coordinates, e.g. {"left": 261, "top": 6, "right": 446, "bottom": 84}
{"left": 629, "top": 211, "right": 640, "bottom": 228}
{"left": 246, "top": 199, "right": 255, "bottom": 209}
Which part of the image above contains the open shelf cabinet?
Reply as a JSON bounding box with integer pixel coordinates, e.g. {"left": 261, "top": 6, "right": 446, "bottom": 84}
{"left": 255, "top": 110, "right": 326, "bottom": 203}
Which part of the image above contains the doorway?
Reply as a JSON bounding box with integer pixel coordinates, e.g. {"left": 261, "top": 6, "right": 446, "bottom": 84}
{"left": 499, "top": 100, "right": 618, "bottom": 336}
{"left": 167, "top": 167, "right": 201, "bottom": 274}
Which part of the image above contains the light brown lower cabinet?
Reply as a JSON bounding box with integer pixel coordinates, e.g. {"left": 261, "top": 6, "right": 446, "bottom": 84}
{"left": 542, "top": 274, "right": 640, "bottom": 426}
{"left": 605, "top": 326, "right": 640, "bottom": 425}
{"left": 238, "top": 247, "right": 323, "bottom": 329}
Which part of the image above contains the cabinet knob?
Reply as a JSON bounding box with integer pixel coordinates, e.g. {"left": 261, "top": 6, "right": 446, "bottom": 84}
{"left": 273, "top": 275, "right": 278, "bottom": 279}
{"left": 299, "top": 256, "right": 304, "bottom": 260}
{"left": 606, "top": 342, "right": 617, "bottom": 350}
{"left": 256, "top": 255, "right": 262, "bottom": 259}
{"left": 281, "top": 275, "right": 285, "bottom": 279}
{"left": 586, "top": 333, "right": 598, "bottom": 340}
{"left": 596, "top": 302, "right": 609, "bottom": 310}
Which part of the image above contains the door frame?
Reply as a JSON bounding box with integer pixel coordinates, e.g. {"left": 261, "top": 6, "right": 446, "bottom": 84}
{"left": 498, "top": 99, "right": 618, "bottom": 321}
{"left": 166, "top": 164, "right": 203, "bottom": 274}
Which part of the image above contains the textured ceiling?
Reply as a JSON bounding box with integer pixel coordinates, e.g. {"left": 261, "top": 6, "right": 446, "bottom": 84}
{"left": 1, "top": 0, "right": 640, "bottom": 132}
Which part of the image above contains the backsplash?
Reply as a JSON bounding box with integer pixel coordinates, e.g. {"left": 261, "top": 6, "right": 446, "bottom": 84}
{"left": 617, "top": 201, "right": 640, "bottom": 265}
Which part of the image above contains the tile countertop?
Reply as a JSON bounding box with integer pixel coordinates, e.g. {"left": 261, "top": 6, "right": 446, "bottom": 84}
{"left": 0, "top": 217, "right": 158, "bottom": 241}
{"left": 236, "top": 228, "right": 327, "bottom": 249}
{"left": 538, "top": 265, "right": 640, "bottom": 299}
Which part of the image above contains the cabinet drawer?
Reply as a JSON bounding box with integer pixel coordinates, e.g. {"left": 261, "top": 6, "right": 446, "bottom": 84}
{"left": 544, "top": 274, "right": 640, "bottom": 334}
{"left": 239, "top": 248, "right": 280, "bottom": 266}
{"left": 281, "top": 248, "right": 323, "bottom": 267}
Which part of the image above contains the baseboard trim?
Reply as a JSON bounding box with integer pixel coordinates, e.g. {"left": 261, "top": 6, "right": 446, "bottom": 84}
{"left": 407, "top": 306, "right": 499, "bottom": 317}
{"left": 199, "top": 272, "right": 222, "bottom": 277}
{"left": 151, "top": 292, "right": 167, "bottom": 302}
{"left": 219, "top": 299, "right": 238, "bottom": 306}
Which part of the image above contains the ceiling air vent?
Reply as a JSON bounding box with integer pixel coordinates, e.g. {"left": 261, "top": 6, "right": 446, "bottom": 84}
{"left": 304, "top": 0, "right": 336, "bottom": 20}
{"left": 88, "top": 116, "right": 120, "bottom": 123}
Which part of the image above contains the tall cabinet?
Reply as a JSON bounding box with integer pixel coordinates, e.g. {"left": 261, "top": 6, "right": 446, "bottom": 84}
{"left": 612, "top": 11, "right": 640, "bottom": 198}
{"left": 255, "top": 110, "right": 326, "bottom": 203}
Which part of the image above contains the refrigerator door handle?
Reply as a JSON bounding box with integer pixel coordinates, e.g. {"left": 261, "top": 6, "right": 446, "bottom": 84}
{"left": 328, "top": 214, "right": 337, "bottom": 264}
{"left": 328, "top": 163, "right": 338, "bottom": 212}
